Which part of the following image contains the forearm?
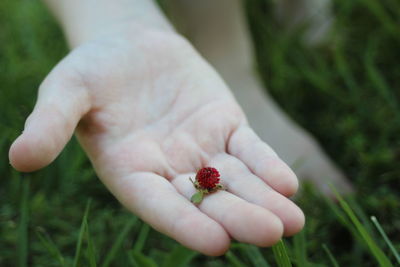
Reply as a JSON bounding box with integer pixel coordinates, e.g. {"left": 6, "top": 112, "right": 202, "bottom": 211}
{"left": 43, "top": 0, "right": 175, "bottom": 48}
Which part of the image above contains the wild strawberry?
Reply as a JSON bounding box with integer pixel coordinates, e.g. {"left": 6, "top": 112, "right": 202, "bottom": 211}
{"left": 195, "top": 167, "right": 220, "bottom": 190}
{"left": 190, "top": 167, "right": 224, "bottom": 204}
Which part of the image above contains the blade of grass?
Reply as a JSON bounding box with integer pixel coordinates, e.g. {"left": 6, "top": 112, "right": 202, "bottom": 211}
{"left": 330, "top": 186, "right": 393, "bottom": 267}
{"left": 333, "top": 41, "right": 359, "bottom": 102}
{"left": 133, "top": 223, "right": 150, "bottom": 252}
{"left": 232, "top": 243, "right": 270, "bottom": 267}
{"left": 347, "top": 197, "right": 380, "bottom": 240}
{"left": 101, "top": 216, "right": 138, "bottom": 267}
{"left": 127, "top": 251, "right": 140, "bottom": 267}
{"left": 84, "top": 219, "right": 97, "bottom": 267}
{"left": 324, "top": 195, "right": 359, "bottom": 239}
{"left": 161, "top": 245, "right": 198, "bottom": 267}
{"left": 130, "top": 251, "right": 158, "bottom": 267}
{"left": 293, "top": 230, "right": 308, "bottom": 267}
{"left": 246, "top": 245, "right": 270, "bottom": 267}
{"left": 225, "top": 251, "right": 247, "bottom": 267}
{"left": 272, "top": 240, "right": 292, "bottom": 267}
{"left": 362, "top": 0, "right": 400, "bottom": 39}
{"left": 322, "top": 244, "right": 339, "bottom": 267}
{"left": 18, "top": 176, "right": 29, "bottom": 267}
{"left": 364, "top": 37, "right": 400, "bottom": 121}
{"left": 36, "top": 227, "right": 65, "bottom": 266}
{"left": 371, "top": 216, "right": 400, "bottom": 265}
{"left": 73, "top": 199, "right": 92, "bottom": 267}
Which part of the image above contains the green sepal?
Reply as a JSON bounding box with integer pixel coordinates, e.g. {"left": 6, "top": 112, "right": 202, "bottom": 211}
{"left": 191, "top": 191, "right": 204, "bottom": 204}
{"left": 208, "top": 184, "right": 225, "bottom": 193}
{"left": 216, "top": 184, "right": 225, "bottom": 190}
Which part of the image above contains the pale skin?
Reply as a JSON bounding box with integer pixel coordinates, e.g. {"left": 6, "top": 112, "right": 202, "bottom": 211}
{"left": 8, "top": 0, "right": 304, "bottom": 256}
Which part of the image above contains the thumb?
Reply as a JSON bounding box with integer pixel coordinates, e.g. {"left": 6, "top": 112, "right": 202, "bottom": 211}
{"left": 9, "top": 65, "right": 90, "bottom": 172}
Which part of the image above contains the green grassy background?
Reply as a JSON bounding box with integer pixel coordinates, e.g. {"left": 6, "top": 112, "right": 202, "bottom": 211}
{"left": 0, "top": 0, "right": 399, "bottom": 266}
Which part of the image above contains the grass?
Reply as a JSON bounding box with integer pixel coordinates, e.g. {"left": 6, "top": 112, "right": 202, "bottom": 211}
{"left": 272, "top": 240, "right": 292, "bottom": 267}
{"left": 330, "top": 186, "right": 393, "bottom": 266}
{"left": 35, "top": 225, "right": 66, "bottom": 266}
{"left": 0, "top": 0, "right": 399, "bottom": 266}
{"left": 322, "top": 244, "right": 339, "bottom": 267}
{"left": 12, "top": 183, "right": 398, "bottom": 266}
{"left": 17, "top": 176, "right": 29, "bottom": 267}
{"left": 73, "top": 200, "right": 91, "bottom": 267}
{"left": 371, "top": 216, "right": 400, "bottom": 265}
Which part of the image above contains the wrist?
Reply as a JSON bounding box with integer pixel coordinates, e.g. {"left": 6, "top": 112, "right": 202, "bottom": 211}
{"left": 44, "top": 0, "right": 175, "bottom": 48}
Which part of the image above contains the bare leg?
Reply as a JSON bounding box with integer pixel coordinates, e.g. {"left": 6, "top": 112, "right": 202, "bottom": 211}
{"left": 167, "top": 0, "right": 352, "bottom": 195}
{"left": 275, "top": 0, "right": 334, "bottom": 45}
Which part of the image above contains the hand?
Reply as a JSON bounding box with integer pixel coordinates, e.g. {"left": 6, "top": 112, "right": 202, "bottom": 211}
{"left": 9, "top": 27, "right": 304, "bottom": 256}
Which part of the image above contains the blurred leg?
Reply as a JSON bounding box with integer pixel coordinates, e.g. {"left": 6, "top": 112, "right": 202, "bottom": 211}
{"left": 275, "top": 0, "right": 334, "bottom": 45}
{"left": 167, "top": 0, "right": 352, "bottom": 195}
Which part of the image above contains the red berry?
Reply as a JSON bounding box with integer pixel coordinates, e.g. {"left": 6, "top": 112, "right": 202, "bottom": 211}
{"left": 196, "top": 167, "right": 220, "bottom": 190}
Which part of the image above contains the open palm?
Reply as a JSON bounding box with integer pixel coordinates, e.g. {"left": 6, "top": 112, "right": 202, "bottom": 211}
{"left": 10, "top": 30, "right": 304, "bottom": 255}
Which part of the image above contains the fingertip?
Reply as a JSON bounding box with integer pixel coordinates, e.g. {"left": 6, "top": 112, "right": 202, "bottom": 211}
{"left": 226, "top": 204, "right": 284, "bottom": 247}
{"left": 9, "top": 135, "right": 30, "bottom": 172}
{"left": 276, "top": 168, "right": 299, "bottom": 197}
{"left": 253, "top": 212, "right": 284, "bottom": 247}
{"left": 9, "top": 134, "right": 54, "bottom": 172}
{"left": 203, "top": 226, "right": 231, "bottom": 256}
{"left": 283, "top": 207, "right": 305, "bottom": 237}
{"left": 258, "top": 191, "right": 305, "bottom": 237}
{"left": 174, "top": 212, "right": 231, "bottom": 256}
{"left": 257, "top": 157, "right": 299, "bottom": 197}
{"left": 201, "top": 232, "right": 230, "bottom": 256}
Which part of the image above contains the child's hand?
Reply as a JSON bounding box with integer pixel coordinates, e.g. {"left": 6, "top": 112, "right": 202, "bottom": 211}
{"left": 9, "top": 28, "right": 304, "bottom": 256}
